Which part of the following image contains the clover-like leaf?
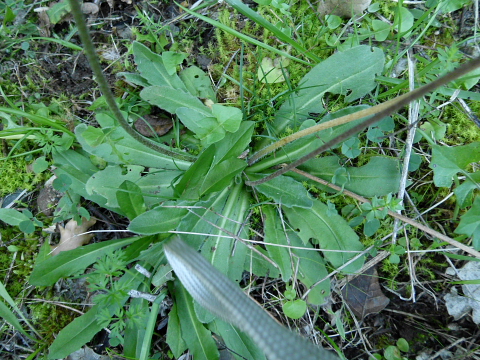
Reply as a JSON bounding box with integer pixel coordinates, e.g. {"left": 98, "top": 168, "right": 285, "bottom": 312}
{"left": 282, "top": 299, "right": 307, "bottom": 319}
{"left": 257, "top": 57, "right": 288, "bottom": 83}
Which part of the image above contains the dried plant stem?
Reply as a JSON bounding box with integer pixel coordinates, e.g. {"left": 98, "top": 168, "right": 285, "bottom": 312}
{"left": 67, "top": 0, "right": 196, "bottom": 162}
{"left": 291, "top": 167, "right": 480, "bottom": 259}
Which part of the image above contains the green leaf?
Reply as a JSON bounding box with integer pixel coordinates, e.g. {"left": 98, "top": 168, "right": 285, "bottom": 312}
{"left": 132, "top": 42, "right": 187, "bottom": 90}
{"left": 389, "top": 254, "right": 400, "bottom": 264}
{"left": 32, "top": 156, "right": 49, "bottom": 174}
{"left": 140, "top": 86, "right": 210, "bottom": 117}
{"left": 175, "top": 145, "right": 216, "bottom": 199}
{"left": 430, "top": 142, "right": 480, "bottom": 187}
{"left": 128, "top": 203, "right": 189, "bottom": 235}
{"left": 253, "top": 175, "right": 313, "bottom": 208}
{"left": 245, "top": 245, "right": 281, "bottom": 278}
{"left": 326, "top": 15, "right": 342, "bottom": 29}
{"left": 210, "top": 319, "right": 266, "bottom": 360}
{"left": 176, "top": 189, "right": 230, "bottom": 249}
{"left": 265, "top": 46, "right": 385, "bottom": 141}
{"left": 175, "top": 283, "right": 220, "bottom": 360}
{"left": 283, "top": 199, "right": 364, "bottom": 273}
{"left": 117, "top": 72, "right": 150, "bottom": 87}
{"left": 200, "top": 184, "right": 251, "bottom": 283}
{"left": 136, "top": 168, "right": 182, "bottom": 198}
{"left": 85, "top": 165, "right": 144, "bottom": 208}
{"left": 29, "top": 236, "right": 143, "bottom": 286}
{"left": 0, "top": 209, "right": 30, "bottom": 226}
{"left": 341, "top": 137, "right": 361, "bottom": 158}
{"left": 384, "top": 345, "right": 402, "bottom": 360}
{"left": 247, "top": 119, "right": 324, "bottom": 171}
{"left": 298, "top": 156, "right": 401, "bottom": 198}
{"left": 394, "top": 6, "right": 414, "bottom": 33}
{"left": 258, "top": 57, "right": 288, "bottom": 83}
{"left": 193, "top": 117, "right": 227, "bottom": 146}
{"left": 117, "top": 180, "right": 146, "bottom": 220}
{"left": 454, "top": 172, "right": 480, "bottom": 209}
{"left": 364, "top": 218, "right": 380, "bottom": 237}
{"left": 47, "top": 0, "right": 71, "bottom": 24}
{"left": 264, "top": 205, "right": 293, "bottom": 281}
{"left": 372, "top": 20, "right": 391, "bottom": 41}
{"left": 214, "top": 121, "right": 254, "bottom": 164}
{"left": 288, "top": 231, "right": 330, "bottom": 305}
{"left": 166, "top": 304, "right": 187, "bottom": 358}
{"left": 179, "top": 66, "right": 216, "bottom": 100}
{"left": 455, "top": 196, "right": 480, "bottom": 250}
{"left": 284, "top": 287, "right": 296, "bottom": 300}
{"left": 162, "top": 51, "right": 188, "bottom": 75}
{"left": 81, "top": 126, "right": 108, "bottom": 147}
{"left": 396, "top": 338, "right": 409, "bottom": 352}
{"left": 19, "top": 220, "right": 35, "bottom": 234}
{"left": 75, "top": 119, "right": 192, "bottom": 170}
{"left": 3, "top": 6, "right": 16, "bottom": 23}
{"left": 0, "top": 300, "right": 27, "bottom": 335}
{"left": 200, "top": 157, "right": 246, "bottom": 196}
{"left": 52, "top": 174, "right": 72, "bottom": 192}
{"left": 212, "top": 104, "right": 243, "bottom": 133}
{"left": 442, "top": 0, "right": 473, "bottom": 12}
{"left": 282, "top": 299, "right": 307, "bottom": 319}
{"left": 53, "top": 149, "right": 108, "bottom": 206}
{"left": 123, "top": 298, "right": 148, "bottom": 359}
{"left": 48, "top": 305, "right": 104, "bottom": 359}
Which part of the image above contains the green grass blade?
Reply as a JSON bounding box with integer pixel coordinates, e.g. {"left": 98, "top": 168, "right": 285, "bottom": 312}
{"left": 0, "top": 107, "right": 74, "bottom": 136}
{"left": 0, "top": 281, "right": 41, "bottom": 339}
{"left": 177, "top": 3, "right": 311, "bottom": 66}
{"left": 30, "top": 37, "right": 83, "bottom": 51}
{"left": 0, "top": 299, "right": 28, "bottom": 336}
{"left": 224, "top": 0, "right": 321, "bottom": 63}
{"left": 139, "top": 291, "right": 166, "bottom": 360}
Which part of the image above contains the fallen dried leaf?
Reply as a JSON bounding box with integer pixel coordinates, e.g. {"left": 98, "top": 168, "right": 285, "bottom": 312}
{"left": 342, "top": 266, "right": 390, "bottom": 319}
{"left": 445, "top": 261, "right": 480, "bottom": 324}
{"left": 51, "top": 217, "right": 97, "bottom": 255}
{"left": 134, "top": 114, "right": 173, "bottom": 137}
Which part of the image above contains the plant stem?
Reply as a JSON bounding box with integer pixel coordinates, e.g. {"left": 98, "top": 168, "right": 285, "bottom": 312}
{"left": 246, "top": 55, "right": 480, "bottom": 186}
{"left": 67, "top": 0, "right": 196, "bottom": 162}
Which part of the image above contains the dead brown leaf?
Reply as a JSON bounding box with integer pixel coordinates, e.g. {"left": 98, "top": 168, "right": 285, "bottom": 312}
{"left": 51, "top": 217, "right": 97, "bottom": 255}
{"left": 134, "top": 114, "right": 173, "bottom": 137}
{"left": 342, "top": 266, "right": 390, "bottom": 319}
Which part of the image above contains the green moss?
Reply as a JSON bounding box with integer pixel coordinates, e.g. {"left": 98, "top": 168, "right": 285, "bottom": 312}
{"left": 0, "top": 232, "right": 40, "bottom": 297}
{"left": 0, "top": 156, "right": 44, "bottom": 196}
{"left": 445, "top": 102, "right": 480, "bottom": 144}
{"left": 29, "top": 294, "right": 80, "bottom": 342}
{"left": 381, "top": 260, "right": 400, "bottom": 289}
